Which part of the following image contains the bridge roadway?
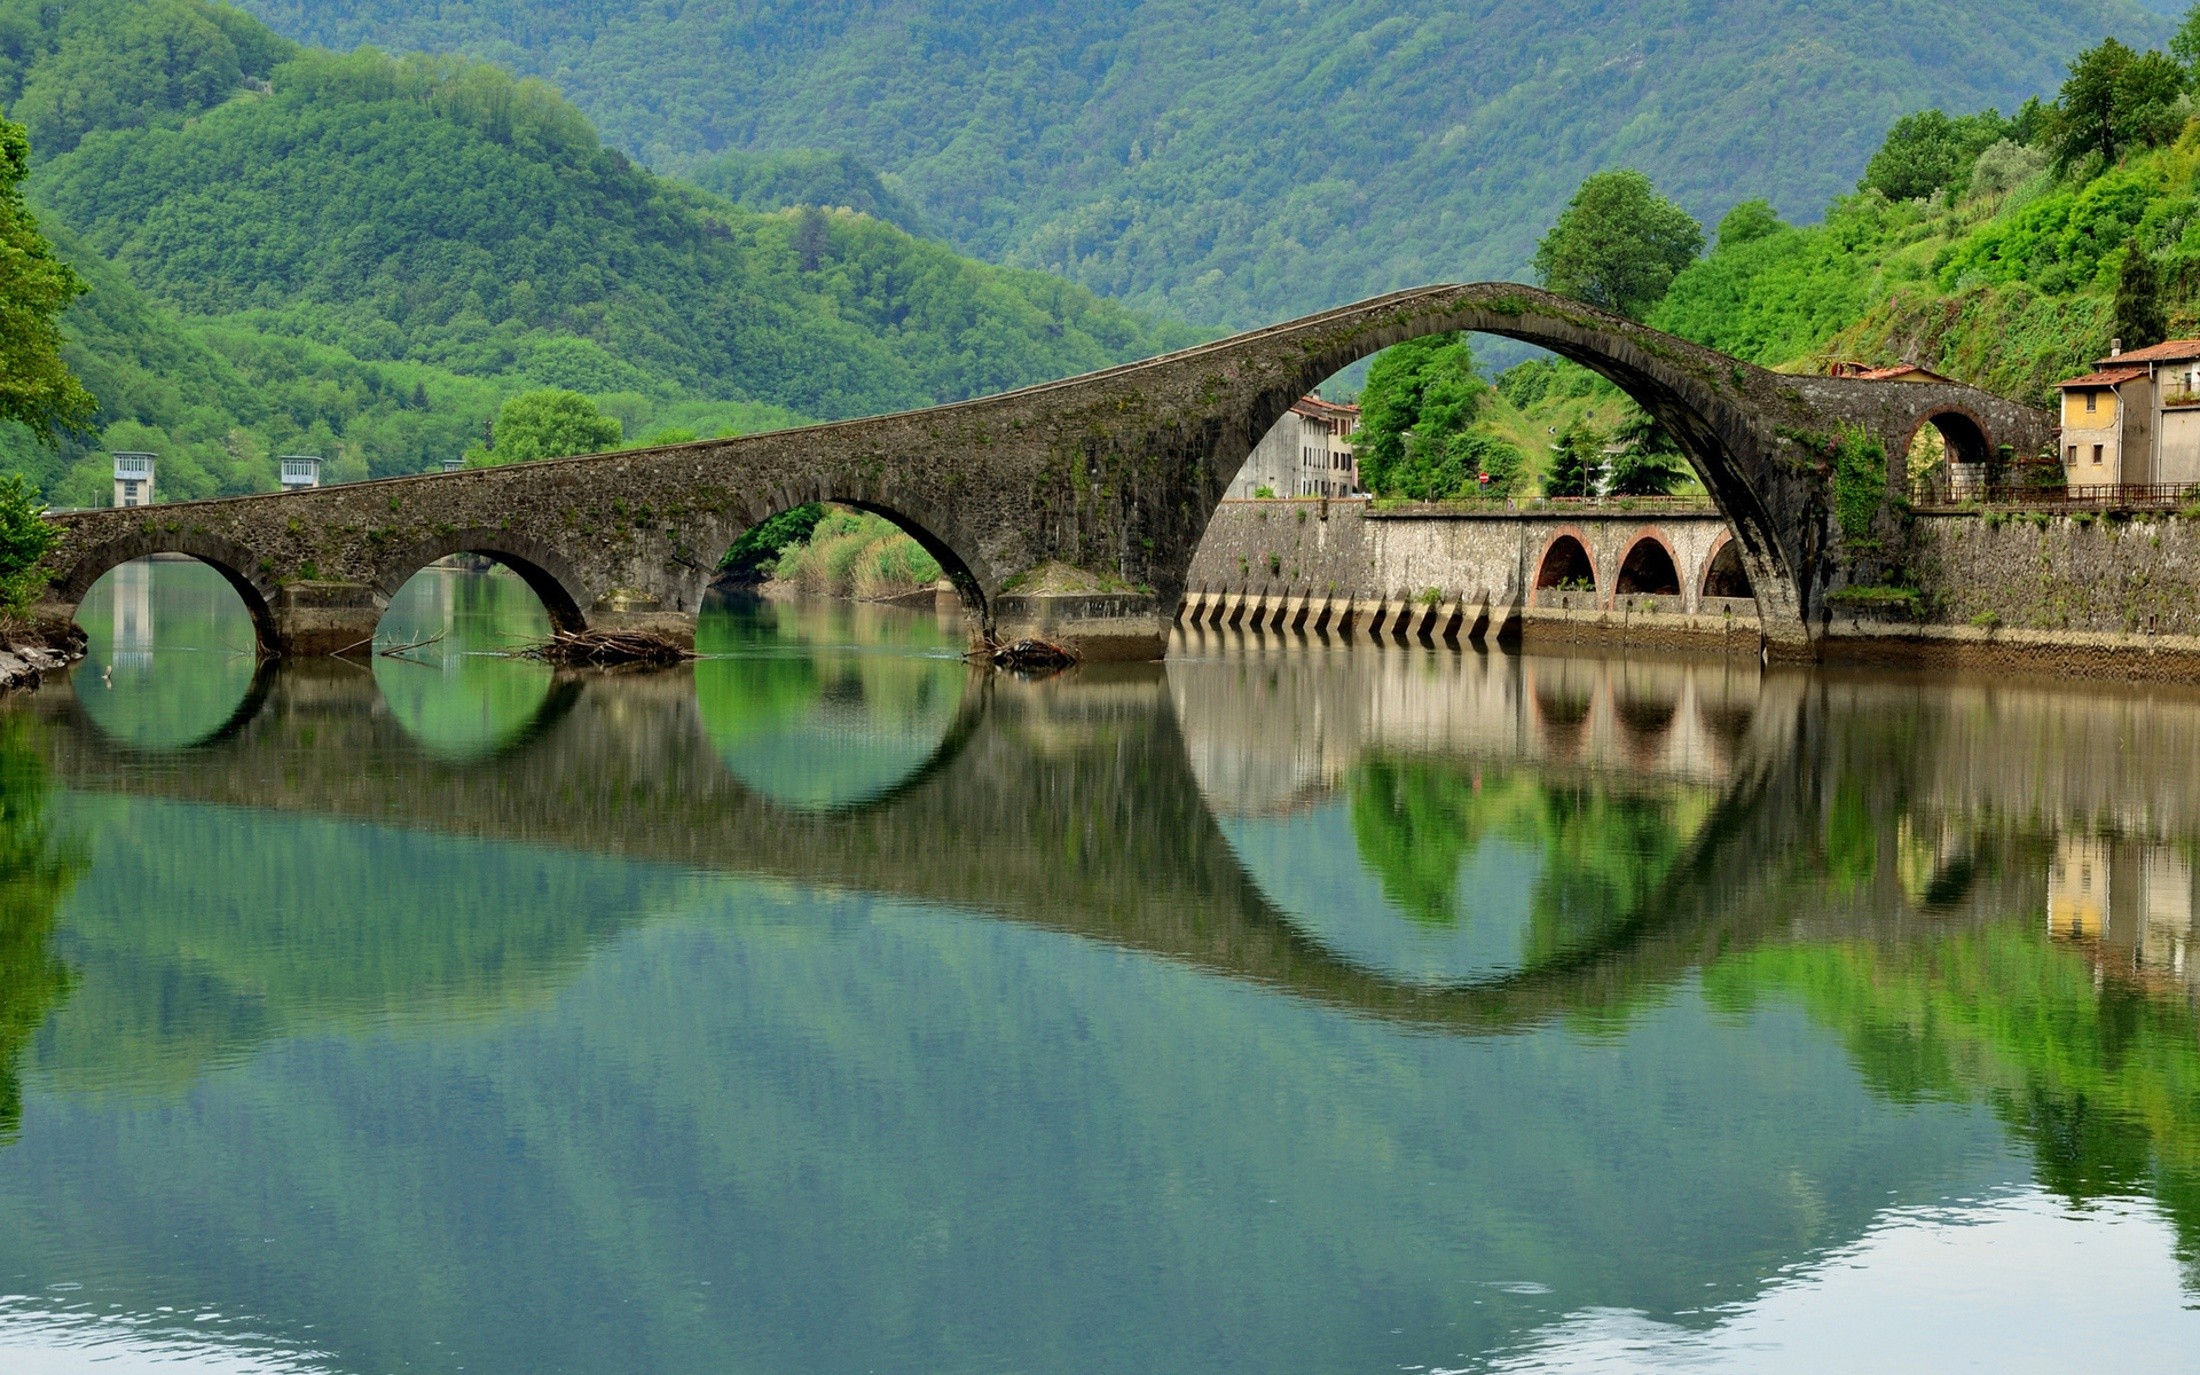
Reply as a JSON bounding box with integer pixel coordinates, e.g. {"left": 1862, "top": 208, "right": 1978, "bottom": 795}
{"left": 26, "top": 648, "right": 2168, "bottom": 1037}
{"left": 33, "top": 285, "right": 2052, "bottom": 658}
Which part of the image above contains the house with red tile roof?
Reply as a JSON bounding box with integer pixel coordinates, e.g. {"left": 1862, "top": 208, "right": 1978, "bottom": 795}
{"left": 2055, "top": 339, "right": 2200, "bottom": 485}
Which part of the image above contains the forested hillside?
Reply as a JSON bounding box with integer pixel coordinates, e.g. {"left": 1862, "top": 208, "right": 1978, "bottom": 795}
{"left": 237, "top": 0, "right": 2175, "bottom": 327}
{"left": 0, "top": 0, "right": 1191, "bottom": 504}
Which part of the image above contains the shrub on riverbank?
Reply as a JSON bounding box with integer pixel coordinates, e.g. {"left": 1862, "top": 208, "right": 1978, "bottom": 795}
{"left": 772, "top": 508, "right": 942, "bottom": 599}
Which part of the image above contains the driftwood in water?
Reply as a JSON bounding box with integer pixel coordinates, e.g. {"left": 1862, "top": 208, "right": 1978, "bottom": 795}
{"left": 520, "top": 628, "right": 697, "bottom": 666}
{"left": 989, "top": 638, "right": 1078, "bottom": 673}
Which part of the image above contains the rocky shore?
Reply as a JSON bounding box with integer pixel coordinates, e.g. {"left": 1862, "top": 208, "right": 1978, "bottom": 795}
{"left": 0, "top": 620, "right": 86, "bottom": 693}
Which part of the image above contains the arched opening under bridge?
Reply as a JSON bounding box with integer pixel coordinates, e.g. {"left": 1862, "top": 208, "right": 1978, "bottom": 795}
{"left": 71, "top": 555, "right": 268, "bottom": 751}
{"left": 1905, "top": 409, "right": 1995, "bottom": 501}
{"left": 373, "top": 555, "right": 568, "bottom": 761}
{"left": 694, "top": 503, "right": 982, "bottom": 812}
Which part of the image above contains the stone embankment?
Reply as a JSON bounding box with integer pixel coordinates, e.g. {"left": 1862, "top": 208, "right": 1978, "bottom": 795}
{"left": 1184, "top": 499, "right": 1761, "bottom": 654}
{"left": 1186, "top": 498, "right": 2200, "bottom": 678}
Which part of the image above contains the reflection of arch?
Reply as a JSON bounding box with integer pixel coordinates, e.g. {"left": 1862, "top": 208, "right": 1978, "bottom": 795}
{"left": 713, "top": 501, "right": 985, "bottom": 621}
{"left": 47, "top": 535, "right": 281, "bottom": 654}
{"left": 1613, "top": 533, "right": 1681, "bottom": 597}
{"left": 707, "top": 664, "right": 993, "bottom": 820}
{"left": 382, "top": 674, "right": 584, "bottom": 765}
{"left": 1534, "top": 531, "right": 1598, "bottom": 592}
{"left": 69, "top": 655, "right": 278, "bottom": 753}
{"left": 374, "top": 532, "right": 591, "bottom": 633}
{"left": 1700, "top": 535, "right": 1755, "bottom": 601}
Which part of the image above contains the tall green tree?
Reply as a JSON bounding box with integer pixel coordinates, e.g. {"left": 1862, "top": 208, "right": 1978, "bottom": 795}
{"left": 1858, "top": 108, "right": 2013, "bottom": 202}
{"left": 2113, "top": 246, "right": 2168, "bottom": 350}
{"left": 466, "top": 389, "right": 622, "bottom": 467}
{"left": 1533, "top": 170, "right": 1704, "bottom": 321}
{"left": 1355, "top": 334, "right": 1523, "bottom": 499}
{"left": 2048, "top": 38, "right": 2187, "bottom": 170}
{"left": 0, "top": 117, "right": 96, "bottom": 446}
{"left": 1605, "top": 412, "right": 1691, "bottom": 496}
{"left": 1545, "top": 421, "right": 1605, "bottom": 498}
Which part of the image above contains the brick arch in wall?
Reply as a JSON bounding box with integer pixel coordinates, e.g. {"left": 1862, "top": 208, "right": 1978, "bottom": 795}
{"left": 1612, "top": 529, "right": 1684, "bottom": 601}
{"left": 1700, "top": 532, "right": 1756, "bottom": 601}
{"left": 1533, "top": 527, "right": 1600, "bottom": 594}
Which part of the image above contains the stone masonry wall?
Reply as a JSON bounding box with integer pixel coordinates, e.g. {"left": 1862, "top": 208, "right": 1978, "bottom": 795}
{"left": 1185, "top": 499, "right": 1745, "bottom": 619}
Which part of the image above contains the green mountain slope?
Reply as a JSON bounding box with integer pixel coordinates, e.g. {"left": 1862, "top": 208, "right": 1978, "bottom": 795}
{"left": 0, "top": 0, "right": 1192, "bottom": 502}
{"left": 234, "top": 0, "right": 2172, "bottom": 327}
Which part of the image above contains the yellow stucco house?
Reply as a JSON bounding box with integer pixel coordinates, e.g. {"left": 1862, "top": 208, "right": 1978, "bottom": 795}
{"left": 2056, "top": 338, "right": 2200, "bottom": 486}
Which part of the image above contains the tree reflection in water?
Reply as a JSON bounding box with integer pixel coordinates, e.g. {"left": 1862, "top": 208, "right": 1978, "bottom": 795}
{"left": 0, "top": 715, "right": 80, "bottom": 1141}
{"left": 693, "top": 590, "right": 972, "bottom": 810}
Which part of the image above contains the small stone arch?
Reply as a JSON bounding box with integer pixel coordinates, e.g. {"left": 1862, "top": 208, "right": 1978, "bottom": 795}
{"left": 1533, "top": 529, "right": 1599, "bottom": 593}
{"left": 372, "top": 532, "right": 592, "bottom": 633}
{"left": 704, "top": 487, "right": 996, "bottom": 626}
{"left": 44, "top": 531, "right": 283, "bottom": 654}
{"left": 1613, "top": 532, "right": 1682, "bottom": 598}
{"left": 1700, "top": 534, "right": 1755, "bottom": 601}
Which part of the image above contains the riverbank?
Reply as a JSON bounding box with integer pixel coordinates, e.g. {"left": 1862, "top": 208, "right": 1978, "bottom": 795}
{"left": 0, "top": 618, "right": 85, "bottom": 692}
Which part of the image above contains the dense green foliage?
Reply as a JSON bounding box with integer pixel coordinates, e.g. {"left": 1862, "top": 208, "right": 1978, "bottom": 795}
{"left": 1639, "top": 17, "right": 2200, "bottom": 408}
{"left": 0, "top": 115, "right": 92, "bottom": 443}
{"left": 231, "top": 0, "right": 2175, "bottom": 328}
{"left": 718, "top": 502, "right": 825, "bottom": 582}
{"left": 1861, "top": 107, "right": 2034, "bottom": 202}
{"left": 1545, "top": 421, "right": 1605, "bottom": 499}
{"left": 0, "top": 473, "right": 54, "bottom": 609}
{"left": 1354, "top": 334, "right": 1524, "bottom": 499}
{"left": 689, "top": 147, "right": 929, "bottom": 235}
{"left": 466, "top": 388, "right": 620, "bottom": 466}
{"left": 771, "top": 508, "right": 943, "bottom": 600}
{"left": 0, "top": 0, "right": 1190, "bottom": 502}
{"left": 1533, "top": 170, "right": 1704, "bottom": 321}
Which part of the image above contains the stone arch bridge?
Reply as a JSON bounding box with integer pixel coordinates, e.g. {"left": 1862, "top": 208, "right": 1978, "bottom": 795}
{"left": 34, "top": 284, "right": 2051, "bottom": 658}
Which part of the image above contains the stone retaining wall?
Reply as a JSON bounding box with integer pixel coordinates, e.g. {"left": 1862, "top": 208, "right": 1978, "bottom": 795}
{"left": 1183, "top": 499, "right": 1755, "bottom": 650}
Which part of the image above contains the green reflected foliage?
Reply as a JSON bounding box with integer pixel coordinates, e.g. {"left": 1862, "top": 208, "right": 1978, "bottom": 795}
{"left": 0, "top": 712, "right": 80, "bottom": 1140}
{"left": 1346, "top": 755, "right": 1713, "bottom": 957}
{"left": 1708, "top": 912, "right": 2200, "bottom": 1286}
{"left": 693, "top": 593, "right": 969, "bottom": 810}
{"left": 372, "top": 562, "right": 554, "bottom": 760}
{"left": 75, "top": 557, "right": 259, "bottom": 750}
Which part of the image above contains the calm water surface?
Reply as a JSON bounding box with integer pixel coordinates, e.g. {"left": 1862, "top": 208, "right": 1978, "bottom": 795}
{"left": 3, "top": 556, "right": 2199, "bottom": 1371}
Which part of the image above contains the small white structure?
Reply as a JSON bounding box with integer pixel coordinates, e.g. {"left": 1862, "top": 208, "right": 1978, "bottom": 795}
{"left": 278, "top": 455, "right": 322, "bottom": 490}
{"left": 112, "top": 452, "right": 155, "bottom": 508}
{"left": 441, "top": 456, "right": 467, "bottom": 473}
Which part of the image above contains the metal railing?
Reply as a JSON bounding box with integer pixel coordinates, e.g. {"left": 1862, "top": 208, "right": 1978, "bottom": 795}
{"left": 1910, "top": 477, "right": 2200, "bottom": 511}
{"left": 1365, "top": 494, "right": 1719, "bottom": 517}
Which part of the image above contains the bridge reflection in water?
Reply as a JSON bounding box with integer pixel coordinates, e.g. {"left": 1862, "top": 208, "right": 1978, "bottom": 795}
{"left": 3, "top": 569, "right": 2200, "bottom": 1370}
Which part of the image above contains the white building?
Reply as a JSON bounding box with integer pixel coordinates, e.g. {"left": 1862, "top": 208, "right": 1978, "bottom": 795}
{"left": 278, "top": 455, "right": 323, "bottom": 490}
{"left": 112, "top": 452, "right": 155, "bottom": 508}
{"left": 1228, "top": 397, "right": 1361, "bottom": 499}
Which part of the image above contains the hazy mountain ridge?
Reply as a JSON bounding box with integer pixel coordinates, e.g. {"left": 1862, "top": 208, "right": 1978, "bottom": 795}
{"left": 237, "top": 0, "right": 2174, "bottom": 327}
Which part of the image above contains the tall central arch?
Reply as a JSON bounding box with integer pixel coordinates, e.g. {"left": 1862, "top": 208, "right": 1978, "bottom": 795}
{"left": 1176, "top": 285, "right": 2004, "bottom": 650}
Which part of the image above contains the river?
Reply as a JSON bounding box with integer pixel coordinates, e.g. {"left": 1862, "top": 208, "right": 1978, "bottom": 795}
{"left": 1, "top": 556, "right": 2197, "bottom": 1372}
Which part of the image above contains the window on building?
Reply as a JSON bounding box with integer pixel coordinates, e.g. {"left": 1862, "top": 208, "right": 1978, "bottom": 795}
{"left": 2067, "top": 446, "right": 2078, "bottom": 465}
{"left": 2086, "top": 391, "right": 2098, "bottom": 413}
{"left": 2093, "top": 444, "right": 2105, "bottom": 465}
